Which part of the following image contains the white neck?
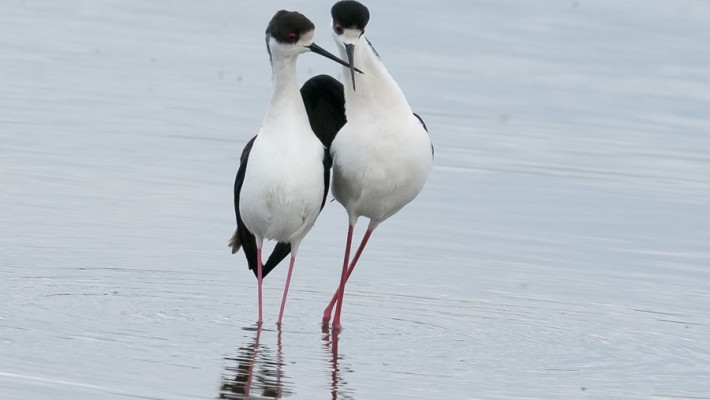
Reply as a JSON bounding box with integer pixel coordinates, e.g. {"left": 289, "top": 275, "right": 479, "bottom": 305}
{"left": 262, "top": 54, "right": 309, "bottom": 132}
{"left": 341, "top": 37, "right": 412, "bottom": 120}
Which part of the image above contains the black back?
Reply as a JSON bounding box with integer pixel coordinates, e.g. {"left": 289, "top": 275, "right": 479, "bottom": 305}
{"left": 300, "top": 74, "right": 344, "bottom": 211}
{"left": 300, "top": 74, "right": 346, "bottom": 152}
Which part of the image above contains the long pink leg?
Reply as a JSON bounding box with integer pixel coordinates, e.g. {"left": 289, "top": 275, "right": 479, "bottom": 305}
{"left": 277, "top": 255, "right": 296, "bottom": 326}
{"left": 322, "top": 229, "right": 373, "bottom": 323}
{"left": 256, "top": 248, "right": 263, "bottom": 326}
{"left": 322, "top": 226, "right": 353, "bottom": 325}
{"left": 332, "top": 229, "right": 373, "bottom": 330}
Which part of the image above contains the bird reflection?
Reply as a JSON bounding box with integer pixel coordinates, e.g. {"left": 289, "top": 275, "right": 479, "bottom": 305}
{"left": 219, "top": 326, "right": 289, "bottom": 399}
{"left": 322, "top": 325, "right": 354, "bottom": 400}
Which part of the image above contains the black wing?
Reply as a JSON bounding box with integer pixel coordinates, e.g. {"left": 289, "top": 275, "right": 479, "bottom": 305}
{"left": 413, "top": 112, "right": 434, "bottom": 158}
{"left": 230, "top": 136, "right": 291, "bottom": 279}
{"left": 301, "top": 74, "right": 344, "bottom": 211}
{"left": 300, "top": 74, "right": 346, "bottom": 152}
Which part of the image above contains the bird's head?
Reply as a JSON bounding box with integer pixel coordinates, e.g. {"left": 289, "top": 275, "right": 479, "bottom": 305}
{"left": 330, "top": 1, "right": 370, "bottom": 90}
{"left": 265, "top": 10, "right": 354, "bottom": 69}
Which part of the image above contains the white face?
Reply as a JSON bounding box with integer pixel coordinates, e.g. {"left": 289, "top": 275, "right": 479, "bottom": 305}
{"left": 298, "top": 30, "right": 315, "bottom": 48}
{"left": 331, "top": 21, "right": 363, "bottom": 50}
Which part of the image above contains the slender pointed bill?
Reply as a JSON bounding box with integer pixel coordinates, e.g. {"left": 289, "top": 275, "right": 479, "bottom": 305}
{"left": 307, "top": 43, "right": 362, "bottom": 74}
{"left": 345, "top": 44, "right": 356, "bottom": 91}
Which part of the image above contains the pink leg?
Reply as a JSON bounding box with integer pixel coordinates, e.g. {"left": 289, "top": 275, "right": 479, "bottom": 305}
{"left": 277, "top": 255, "right": 296, "bottom": 326}
{"left": 323, "top": 226, "right": 353, "bottom": 325}
{"left": 322, "top": 229, "right": 373, "bottom": 323}
{"left": 257, "top": 248, "right": 263, "bottom": 326}
{"left": 332, "top": 229, "right": 373, "bottom": 330}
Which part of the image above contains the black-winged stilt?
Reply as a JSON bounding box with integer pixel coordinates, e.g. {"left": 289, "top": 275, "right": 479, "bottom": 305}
{"left": 229, "top": 10, "right": 354, "bottom": 326}
{"left": 323, "top": 0, "right": 434, "bottom": 330}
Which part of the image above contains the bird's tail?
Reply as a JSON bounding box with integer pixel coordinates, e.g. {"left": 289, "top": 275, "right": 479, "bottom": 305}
{"left": 229, "top": 229, "right": 291, "bottom": 279}
{"left": 228, "top": 230, "right": 241, "bottom": 254}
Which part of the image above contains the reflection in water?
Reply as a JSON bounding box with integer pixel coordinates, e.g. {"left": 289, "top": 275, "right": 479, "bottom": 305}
{"left": 322, "top": 326, "right": 354, "bottom": 400}
{"left": 219, "top": 326, "right": 289, "bottom": 399}
{"left": 218, "top": 325, "right": 355, "bottom": 399}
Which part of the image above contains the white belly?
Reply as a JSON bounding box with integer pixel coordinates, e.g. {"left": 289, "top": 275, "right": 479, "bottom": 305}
{"left": 240, "top": 133, "right": 325, "bottom": 244}
{"left": 331, "top": 114, "right": 432, "bottom": 223}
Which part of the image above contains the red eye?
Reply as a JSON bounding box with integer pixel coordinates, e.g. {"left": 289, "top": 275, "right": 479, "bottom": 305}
{"left": 287, "top": 33, "right": 297, "bottom": 42}
{"left": 335, "top": 23, "right": 344, "bottom": 34}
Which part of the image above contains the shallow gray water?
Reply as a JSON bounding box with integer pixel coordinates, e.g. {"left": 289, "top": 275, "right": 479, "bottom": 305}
{"left": 2, "top": 1, "right": 710, "bottom": 399}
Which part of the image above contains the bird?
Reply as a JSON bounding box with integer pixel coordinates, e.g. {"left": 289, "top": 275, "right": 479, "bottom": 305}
{"left": 229, "top": 10, "right": 354, "bottom": 326}
{"left": 322, "top": 0, "right": 434, "bottom": 330}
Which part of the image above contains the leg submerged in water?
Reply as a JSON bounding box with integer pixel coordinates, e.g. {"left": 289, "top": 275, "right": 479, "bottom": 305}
{"left": 323, "top": 225, "right": 354, "bottom": 325}
{"left": 323, "top": 229, "right": 373, "bottom": 324}
{"left": 329, "top": 227, "right": 375, "bottom": 330}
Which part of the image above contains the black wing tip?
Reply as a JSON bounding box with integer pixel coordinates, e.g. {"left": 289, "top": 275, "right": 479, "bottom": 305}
{"left": 250, "top": 242, "right": 292, "bottom": 279}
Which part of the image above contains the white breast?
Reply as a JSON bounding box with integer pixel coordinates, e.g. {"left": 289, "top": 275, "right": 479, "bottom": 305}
{"left": 240, "top": 128, "right": 325, "bottom": 244}
{"left": 331, "top": 113, "right": 432, "bottom": 224}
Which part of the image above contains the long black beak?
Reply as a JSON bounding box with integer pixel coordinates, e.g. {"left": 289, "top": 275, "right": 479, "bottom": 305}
{"left": 345, "top": 43, "right": 356, "bottom": 91}
{"left": 307, "top": 43, "right": 362, "bottom": 74}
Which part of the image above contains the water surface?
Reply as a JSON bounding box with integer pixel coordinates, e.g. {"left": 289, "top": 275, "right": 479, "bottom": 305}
{"left": 2, "top": 1, "right": 710, "bottom": 399}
